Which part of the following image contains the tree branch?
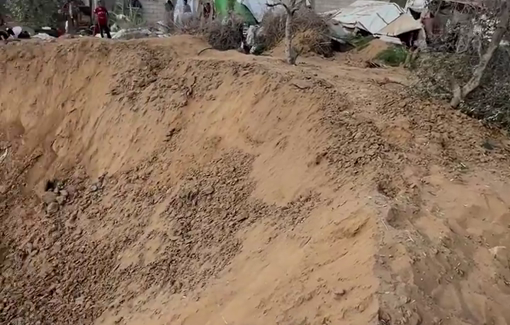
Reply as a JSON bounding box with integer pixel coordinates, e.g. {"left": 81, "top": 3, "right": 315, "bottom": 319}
{"left": 266, "top": 1, "right": 291, "bottom": 14}
{"left": 291, "top": 0, "right": 305, "bottom": 14}
{"left": 291, "top": 1, "right": 303, "bottom": 13}
{"left": 450, "top": 0, "right": 510, "bottom": 107}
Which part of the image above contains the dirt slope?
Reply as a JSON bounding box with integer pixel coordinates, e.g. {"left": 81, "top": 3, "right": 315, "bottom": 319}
{"left": 1, "top": 36, "right": 510, "bottom": 325}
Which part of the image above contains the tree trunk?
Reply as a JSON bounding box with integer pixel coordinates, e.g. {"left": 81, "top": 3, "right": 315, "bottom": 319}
{"left": 450, "top": 0, "right": 510, "bottom": 107}
{"left": 285, "top": 12, "right": 294, "bottom": 64}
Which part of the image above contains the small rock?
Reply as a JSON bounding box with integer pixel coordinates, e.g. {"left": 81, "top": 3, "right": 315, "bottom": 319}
{"left": 235, "top": 214, "right": 248, "bottom": 223}
{"left": 56, "top": 196, "right": 66, "bottom": 205}
{"left": 291, "top": 80, "right": 313, "bottom": 90}
{"left": 0, "top": 185, "right": 7, "bottom": 195}
{"left": 400, "top": 295, "right": 411, "bottom": 305}
{"left": 202, "top": 186, "right": 215, "bottom": 195}
{"left": 489, "top": 246, "right": 508, "bottom": 264}
{"left": 46, "top": 202, "right": 59, "bottom": 214}
{"left": 90, "top": 184, "right": 99, "bottom": 192}
{"left": 75, "top": 296, "right": 85, "bottom": 305}
{"left": 41, "top": 192, "right": 58, "bottom": 204}
{"left": 334, "top": 289, "right": 346, "bottom": 300}
{"left": 66, "top": 186, "right": 77, "bottom": 196}
{"left": 60, "top": 190, "right": 69, "bottom": 197}
{"left": 25, "top": 243, "right": 33, "bottom": 253}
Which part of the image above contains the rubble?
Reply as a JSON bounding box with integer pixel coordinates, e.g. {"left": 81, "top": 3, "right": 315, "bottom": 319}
{"left": 111, "top": 27, "right": 171, "bottom": 40}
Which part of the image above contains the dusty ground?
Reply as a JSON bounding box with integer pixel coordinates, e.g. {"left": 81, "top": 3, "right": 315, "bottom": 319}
{"left": 1, "top": 36, "right": 510, "bottom": 325}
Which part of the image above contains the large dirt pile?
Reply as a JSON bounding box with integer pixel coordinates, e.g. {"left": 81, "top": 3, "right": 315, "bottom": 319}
{"left": 1, "top": 36, "right": 510, "bottom": 325}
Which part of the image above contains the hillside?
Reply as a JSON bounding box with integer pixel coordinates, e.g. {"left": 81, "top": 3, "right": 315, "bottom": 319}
{"left": 1, "top": 36, "right": 510, "bottom": 325}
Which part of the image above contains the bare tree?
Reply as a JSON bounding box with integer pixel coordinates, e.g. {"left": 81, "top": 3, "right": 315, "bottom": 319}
{"left": 414, "top": 0, "right": 510, "bottom": 129}
{"left": 6, "top": 0, "right": 64, "bottom": 27}
{"left": 266, "top": 0, "right": 306, "bottom": 64}
{"left": 450, "top": 0, "right": 510, "bottom": 107}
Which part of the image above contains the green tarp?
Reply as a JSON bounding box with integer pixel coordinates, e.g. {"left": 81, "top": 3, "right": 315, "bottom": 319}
{"left": 214, "top": 0, "right": 257, "bottom": 24}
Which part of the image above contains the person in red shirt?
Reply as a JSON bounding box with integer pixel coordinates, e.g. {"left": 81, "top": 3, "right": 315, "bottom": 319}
{"left": 94, "top": 1, "right": 111, "bottom": 38}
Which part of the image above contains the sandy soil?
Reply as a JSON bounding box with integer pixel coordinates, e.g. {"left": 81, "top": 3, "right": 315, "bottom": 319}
{"left": 1, "top": 35, "right": 510, "bottom": 325}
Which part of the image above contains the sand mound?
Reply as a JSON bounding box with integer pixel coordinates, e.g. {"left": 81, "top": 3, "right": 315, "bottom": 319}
{"left": 1, "top": 35, "right": 510, "bottom": 325}
{"left": 340, "top": 39, "right": 392, "bottom": 67}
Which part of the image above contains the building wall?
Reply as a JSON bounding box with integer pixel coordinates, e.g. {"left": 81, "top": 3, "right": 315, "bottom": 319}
{"left": 314, "top": 0, "right": 356, "bottom": 13}
{"left": 140, "top": 0, "right": 166, "bottom": 24}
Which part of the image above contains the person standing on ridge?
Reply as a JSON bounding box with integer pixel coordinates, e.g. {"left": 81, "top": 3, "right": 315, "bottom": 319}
{"left": 94, "top": 0, "right": 111, "bottom": 38}
{"left": 183, "top": 0, "right": 192, "bottom": 13}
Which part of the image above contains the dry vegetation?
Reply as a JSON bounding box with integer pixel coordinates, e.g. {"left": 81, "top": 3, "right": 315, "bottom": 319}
{"left": 204, "top": 17, "right": 245, "bottom": 51}
{"left": 416, "top": 48, "right": 510, "bottom": 128}
{"left": 176, "top": 8, "right": 332, "bottom": 58}
{"left": 415, "top": 0, "right": 510, "bottom": 130}
{"left": 260, "top": 7, "right": 332, "bottom": 57}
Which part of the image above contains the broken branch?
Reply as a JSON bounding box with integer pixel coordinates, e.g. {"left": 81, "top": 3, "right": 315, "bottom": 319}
{"left": 266, "top": 1, "right": 291, "bottom": 14}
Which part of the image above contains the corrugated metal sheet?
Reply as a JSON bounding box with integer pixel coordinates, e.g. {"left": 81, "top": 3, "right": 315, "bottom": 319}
{"left": 329, "top": 0, "right": 404, "bottom": 34}
{"left": 315, "top": 0, "right": 358, "bottom": 14}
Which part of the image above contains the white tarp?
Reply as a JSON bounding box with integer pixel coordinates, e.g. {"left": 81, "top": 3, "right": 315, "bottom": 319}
{"left": 240, "top": 0, "right": 269, "bottom": 22}
{"left": 405, "top": 0, "right": 427, "bottom": 13}
{"left": 11, "top": 26, "right": 22, "bottom": 38}
{"left": 33, "top": 33, "right": 56, "bottom": 40}
{"left": 255, "top": 0, "right": 312, "bottom": 23}
{"left": 330, "top": 0, "right": 404, "bottom": 34}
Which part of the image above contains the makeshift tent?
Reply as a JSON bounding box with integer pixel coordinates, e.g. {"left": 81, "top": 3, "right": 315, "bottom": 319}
{"left": 214, "top": 0, "right": 258, "bottom": 24}
{"left": 328, "top": 21, "right": 350, "bottom": 43}
{"left": 238, "top": 0, "right": 267, "bottom": 22}
{"left": 329, "top": 0, "right": 404, "bottom": 34}
{"left": 235, "top": 2, "right": 257, "bottom": 24}
{"left": 377, "top": 13, "right": 422, "bottom": 36}
{"left": 214, "top": 0, "right": 230, "bottom": 17}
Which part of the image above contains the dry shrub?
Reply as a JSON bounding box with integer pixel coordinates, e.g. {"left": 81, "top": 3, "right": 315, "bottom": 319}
{"left": 293, "top": 29, "right": 332, "bottom": 57}
{"left": 260, "top": 7, "right": 332, "bottom": 56}
{"left": 413, "top": 0, "right": 510, "bottom": 131}
{"left": 415, "top": 48, "right": 510, "bottom": 130}
{"left": 260, "top": 11, "right": 287, "bottom": 48}
{"left": 204, "top": 16, "right": 244, "bottom": 51}
{"left": 175, "top": 16, "right": 204, "bottom": 35}
{"left": 175, "top": 14, "right": 244, "bottom": 51}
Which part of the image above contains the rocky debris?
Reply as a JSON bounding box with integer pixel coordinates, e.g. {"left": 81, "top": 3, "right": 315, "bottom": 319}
{"left": 0, "top": 151, "right": 319, "bottom": 325}
{"left": 202, "top": 185, "right": 215, "bottom": 195}
{"left": 164, "top": 127, "right": 181, "bottom": 142}
{"left": 489, "top": 246, "right": 508, "bottom": 265}
{"left": 56, "top": 195, "right": 66, "bottom": 205}
{"left": 41, "top": 191, "right": 58, "bottom": 204}
{"left": 89, "top": 174, "right": 107, "bottom": 193}
{"left": 46, "top": 201, "right": 59, "bottom": 214}
{"left": 333, "top": 289, "right": 347, "bottom": 300}
{"left": 41, "top": 182, "right": 72, "bottom": 209}
{"left": 111, "top": 28, "right": 169, "bottom": 40}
